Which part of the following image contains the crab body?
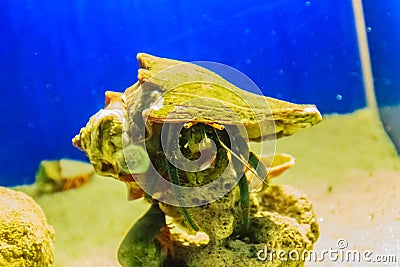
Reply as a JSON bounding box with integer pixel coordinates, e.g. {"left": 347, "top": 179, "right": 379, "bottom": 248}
{"left": 72, "top": 53, "right": 322, "bottom": 265}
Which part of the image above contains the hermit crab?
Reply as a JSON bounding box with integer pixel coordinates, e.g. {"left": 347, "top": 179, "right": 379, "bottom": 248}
{"left": 72, "top": 53, "right": 321, "bottom": 265}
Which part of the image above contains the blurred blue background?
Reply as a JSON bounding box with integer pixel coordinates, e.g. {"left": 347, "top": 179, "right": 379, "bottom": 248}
{"left": 0, "top": 0, "right": 398, "bottom": 186}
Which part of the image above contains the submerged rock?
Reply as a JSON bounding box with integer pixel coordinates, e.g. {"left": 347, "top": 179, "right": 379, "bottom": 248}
{"left": 0, "top": 187, "right": 54, "bottom": 266}
{"left": 35, "top": 159, "right": 94, "bottom": 194}
{"left": 170, "top": 185, "right": 319, "bottom": 267}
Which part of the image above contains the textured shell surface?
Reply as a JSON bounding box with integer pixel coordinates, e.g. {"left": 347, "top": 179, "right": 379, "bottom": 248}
{"left": 123, "top": 53, "right": 322, "bottom": 142}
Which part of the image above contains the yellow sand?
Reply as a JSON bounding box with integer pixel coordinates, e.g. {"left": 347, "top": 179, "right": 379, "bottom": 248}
{"left": 16, "top": 107, "right": 400, "bottom": 266}
{"left": 274, "top": 108, "right": 400, "bottom": 266}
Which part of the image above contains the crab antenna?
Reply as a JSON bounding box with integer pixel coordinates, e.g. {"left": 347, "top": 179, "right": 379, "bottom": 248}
{"left": 215, "top": 133, "right": 268, "bottom": 187}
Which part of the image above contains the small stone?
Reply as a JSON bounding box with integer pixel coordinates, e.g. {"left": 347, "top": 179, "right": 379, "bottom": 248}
{"left": 35, "top": 159, "right": 94, "bottom": 193}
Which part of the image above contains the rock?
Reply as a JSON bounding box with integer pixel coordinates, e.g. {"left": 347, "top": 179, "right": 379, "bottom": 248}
{"left": 170, "top": 185, "right": 319, "bottom": 267}
{"left": 35, "top": 159, "right": 94, "bottom": 193}
{"left": 160, "top": 185, "right": 241, "bottom": 242}
{"left": 0, "top": 187, "right": 55, "bottom": 266}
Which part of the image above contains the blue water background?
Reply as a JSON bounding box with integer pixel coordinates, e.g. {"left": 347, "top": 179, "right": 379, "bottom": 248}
{"left": 363, "top": 1, "right": 400, "bottom": 107}
{"left": 0, "top": 0, "right": 371, "bottom": 186}
{"left": 363, "top": 1, "right": 400, "bottom": 153}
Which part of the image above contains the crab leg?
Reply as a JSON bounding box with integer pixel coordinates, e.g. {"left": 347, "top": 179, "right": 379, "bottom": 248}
{"left": 248, "top": 151, "right": 268, "bottom": 188}
{"left": 166, "top": 160, "right": 200, "bottom": 231}
{"left": 241, "top": 152, "right": 269, "bottom": 232}
{"left": 237, "top": 153, "right": 269, "bottom": 235}
{"left": 214, "top": 128, "right": 268, "bottom": 188}
{"left": 237, "top": 173, "right": 250, "bottom": 234}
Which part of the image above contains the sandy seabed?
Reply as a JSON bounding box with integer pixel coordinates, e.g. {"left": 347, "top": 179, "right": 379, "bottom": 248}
{"left": 16, "top": 108, "right": 400, "bottom": 267}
